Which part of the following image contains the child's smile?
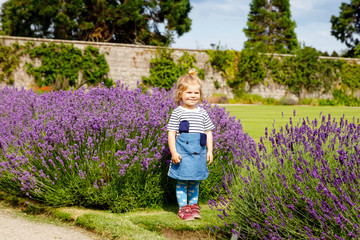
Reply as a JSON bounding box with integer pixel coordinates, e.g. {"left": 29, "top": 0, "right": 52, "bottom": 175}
{"left": 181, "top": 85, "right": 200, "bottom": 109}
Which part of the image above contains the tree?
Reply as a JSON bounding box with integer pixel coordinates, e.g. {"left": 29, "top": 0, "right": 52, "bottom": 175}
{"left": 331, "top": 0, "right": 360, "bottom": 57}
{"left": 322, "top": 51, "right": 330, "bottom": 56}
{"left": 331, "top": 51, "right": 339, "bottom": 57}
{"left": 0, "top": 0, "right": 192, "bottom": 46}
{"left": 243, "top": 0, "right": 298, "bottom": 53}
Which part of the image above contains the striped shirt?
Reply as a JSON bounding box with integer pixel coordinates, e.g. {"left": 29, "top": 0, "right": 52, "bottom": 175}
{"left": 167, "top": 106, "right": 215, "bottom": 133}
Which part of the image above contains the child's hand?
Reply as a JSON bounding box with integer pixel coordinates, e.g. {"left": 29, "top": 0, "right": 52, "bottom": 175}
{"left": 207, "top": 152, "right": 213, "bottom": 165}
{"left": 172, "top": 152, "right": 182, "bottom": 164}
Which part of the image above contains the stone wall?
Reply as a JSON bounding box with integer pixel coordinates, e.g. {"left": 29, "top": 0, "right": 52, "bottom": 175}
{"left": 0, "top": 36, "right": 232, "bottom": 99}
{"left": 1, "top": 35, "right": 359, "bottom": 102}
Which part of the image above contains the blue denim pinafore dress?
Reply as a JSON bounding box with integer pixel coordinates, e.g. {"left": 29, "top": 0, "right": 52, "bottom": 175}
{"left": 168, "top": 121, "right": 209, "bottom": 180}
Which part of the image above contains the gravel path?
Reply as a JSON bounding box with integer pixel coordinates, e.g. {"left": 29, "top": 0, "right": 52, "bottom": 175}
{"left": 0, "top": 207, "right": 101, "bottom": 240}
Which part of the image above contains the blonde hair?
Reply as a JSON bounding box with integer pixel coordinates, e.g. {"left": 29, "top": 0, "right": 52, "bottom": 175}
{"left": 175, "top": 69, "right": 202, "bottom": 105}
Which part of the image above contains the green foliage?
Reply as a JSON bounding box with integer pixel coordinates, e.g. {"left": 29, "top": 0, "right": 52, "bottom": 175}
{"left": 322, "top": 51, "right": 330, "bottom": 56}
{"left": 298, "top": 98, "right": 320, "bottom": 106}
{"left": 331, "top": 51, "right": 340, "bottom": 57}
{"left": 142, "top": 48, "right": 204, "bottom": 90}
{"left": 331, "top": 0, "right": 360, "bottom": 57}
{"left": 142, "top": 49, "right": 182, "bottom": 90}
{"left": 354, "top": 44, "right": 360, "bottom": 57}
{"left": 318, "top": 92, "right": 360, "bottom": 107}
{"left": 292, "top": 46, "right": 323, "bottom": 92}
{"left": 206, "top": 45, "right": 238, "bottom": 90}
{"left": 340, "top": 61, "right": 360, "bottom": 90}
{"left": 318, "top": 99, "right": 337, "bottom": 106}
{"left": 25, "top": 42, "right": 83, "bottom": 89}
{"left": 331, "top": 89, "right": 360, "bottom": 106}
{"left": 207, "top": 93, "right": 229, "bottom": 104}
{"left": 325, "top": 61, "right": 360, "bottom": 106}
{"left": 177, "top": 51, "right": 203, "bottom": 78}
{"left": 272, "top": 47, "right": 323, "bottom": 96}
{"left": 270, "top": 47, "right": 342, "bottom": 98}
{"left": 81, "top": 46, "right": 112, "bottom": 87}
{"left": 234, "top": 49, "right": 268, "bottom": 92}
{"left": 244, "top": 0, "right": 298, "bottom": 53}
{"left": 230, "top": 93, "right": 278, "bottom": 105}
{"left": 278, "top": 96, "right": 297, "bottom": 105}
{"left": 213, "top": 80, "right": 220, "bottom": 89}
{"left": 0, "top": 41, "right": 22, "bottom": 84}
{"left": 206, "top": 46, "right": 237, "bottom": 76}
{"left": 207, "top": 45, "right": 349, "bottom": 102}
{"left": 0, "top": 0, "right": 192, "bottom": 46}
{"left": 0, "top": 40, "right": 112, "bottom": 89}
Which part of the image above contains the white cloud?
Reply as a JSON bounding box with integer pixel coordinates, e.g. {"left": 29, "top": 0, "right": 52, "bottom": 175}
{"left": 291, "top": 0, "right": 342, "bottom": 14}
{"left": 291, "top": 0, "right": 315, "bottom": 13}
{"left": 295, "top": 21, "right": 346, "bottom": 53}
{"left": 291, "top": 0, "right": 342, "bottom": 24}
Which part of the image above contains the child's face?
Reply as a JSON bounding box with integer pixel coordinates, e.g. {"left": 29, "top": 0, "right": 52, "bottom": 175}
{"left": 181, "top": 85, "right": 200, "bottom": 109}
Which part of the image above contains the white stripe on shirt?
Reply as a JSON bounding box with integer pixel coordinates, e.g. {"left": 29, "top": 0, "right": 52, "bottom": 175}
{"left": 167, "top": 106, "right": 215, "bottom": 133}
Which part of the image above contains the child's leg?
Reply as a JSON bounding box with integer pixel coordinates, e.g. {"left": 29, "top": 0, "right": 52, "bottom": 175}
{"left": 188, "top": 180, "right": 201, "bottom": 219}
{"left": 187, "top": 180, "right": 200, "bottom": 205}
{"left": 176, "top": 180, "right": 188, "bottom": 208}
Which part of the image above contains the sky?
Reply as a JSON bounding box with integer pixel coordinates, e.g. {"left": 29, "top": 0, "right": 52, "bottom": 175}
{"left": 171, "top": 0, "right": 348, "bottom": 54}
{"left": 0, "top": 0, "right": 349, "bottom": 54}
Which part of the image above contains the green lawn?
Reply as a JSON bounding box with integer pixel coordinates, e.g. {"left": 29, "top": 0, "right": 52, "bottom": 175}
{"left": 223, "top": 104, "right": 360, "bottom": 142}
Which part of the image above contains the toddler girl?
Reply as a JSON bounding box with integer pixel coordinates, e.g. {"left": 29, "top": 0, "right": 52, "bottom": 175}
{"left": 167, "top": 69, "right": 214, "bottom": 221}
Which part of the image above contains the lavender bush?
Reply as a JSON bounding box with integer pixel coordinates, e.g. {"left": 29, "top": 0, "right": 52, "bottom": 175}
{"left": 200, "top": 103, "right": 257, "bottom": 200}
{"left": 211, "top": 111, "right": 360, "bottom": 239}
{"left": 0, "top": 83, "right": 253, "bottom": 212}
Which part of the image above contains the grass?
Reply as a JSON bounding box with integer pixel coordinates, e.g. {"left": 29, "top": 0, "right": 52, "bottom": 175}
{"left": 0, "top": 191, "right": 223, "bottom": 240}
{"left": 223, "top": 104, "right": 360, "bottom": 142}
{"left": 72, "top": 205, "right": 221, "bottom": 239}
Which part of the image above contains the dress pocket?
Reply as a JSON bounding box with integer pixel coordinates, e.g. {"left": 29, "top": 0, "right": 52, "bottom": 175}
{"left": 176, "top": 133, "right": 205, "bottom": 153}
{"left": 200, "top": 133, "right": 207, "bottom": 146}
{"left": 179, "top": 120, "right": 189, "bottom": 133}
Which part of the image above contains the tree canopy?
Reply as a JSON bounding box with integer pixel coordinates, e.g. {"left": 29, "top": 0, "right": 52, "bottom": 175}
{"left": 331, "top": 0, "right": 360, "bottom": 57}
{"left": 243, "top": 0, "right": 298, "bottom": 53}
{"left": 0, "top": 0, "right": 192, "bottom": 46}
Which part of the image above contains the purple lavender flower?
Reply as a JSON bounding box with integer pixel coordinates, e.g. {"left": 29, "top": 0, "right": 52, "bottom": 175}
{"left": 208, "top": 111, "right": 360, "bottom": 239}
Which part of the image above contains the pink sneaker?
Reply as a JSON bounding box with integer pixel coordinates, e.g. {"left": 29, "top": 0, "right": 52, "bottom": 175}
{"left": 191, "top": 204, "right": 201, "bottom": 219}
{"left": 178, "top": 205, "right": 195, "bottom": 221}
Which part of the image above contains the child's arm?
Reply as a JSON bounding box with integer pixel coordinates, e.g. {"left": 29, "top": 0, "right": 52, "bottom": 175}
{"left": 205, "top": 130, "right": 213, "bottom": 165}
{"left": 168, "top": 130, "right": 181, "bottom": 164}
